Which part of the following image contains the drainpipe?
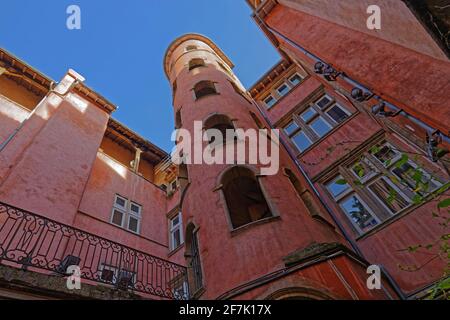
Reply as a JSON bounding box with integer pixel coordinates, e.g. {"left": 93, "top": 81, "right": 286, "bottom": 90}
{"left": 251, "top": 10, "right": 407, "bottom": 300}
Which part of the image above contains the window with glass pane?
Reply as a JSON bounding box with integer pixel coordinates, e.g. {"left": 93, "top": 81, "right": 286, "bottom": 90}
{"left": 111, "top": 210, "right": 124, "bottom": 226}
{"left": 310, "top": 116, "right": 332, "bottom": 137}
{"left": 368, "top": 178, "right": 409, "bottom": 214}
{"left": 391, "top": 161, "right": 441, "bottom": 196}
{"left": 326, "top": 176, "right": 351, "bottom": 198}
{"left": 170, "top": 213, "right": 184, "bottom": 250}
{"left": 292, "top": 131, "right": 312, "bottom": 152}
{"left": 372, "top": 144, "right": 400, "bottom": 166}
{"left": 277, "top": 83, "right": 290, "bottom": 96}
{"left": 289, "top": 74, "right": 302, "bottom": 86}
{"left": 327, "top": 104, "right": 349, "bottom": 124}
{"left": 284, "top": 122, "right": 299, "bottom": 135}
{"left": 340, "top": 195, "right": 379, "bottom": 233}
{"left": 264, "top": 95, "right": 276, "bottom": 108}
{"left": 128, "top": 216, "right": 139, "bottom": 233}
{"left": 351, "top": 159, "right": 377, "bottom": 182}
{"left": 316, "top": 95, "right": 332, "bottom": 109}
{"left": 128, "top": 202, "right": 141, "bottom": 233}
{"left": 300, "top": 107, "right": 317, "bottom": 122}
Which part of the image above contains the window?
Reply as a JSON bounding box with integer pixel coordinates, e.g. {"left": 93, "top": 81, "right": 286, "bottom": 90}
{"left": 326, "top": 177, "right": 379, "bottom": 234}
{"left": 325, "top": 142, "right": 444, "bottom": 234}
{"left": 288, "top": 73, "right": 303, "bottom": 86}
{"left": 189, "top": 58, "right": 205, "bottom": 71}
{"left": 194, "top": 81, "right": 217, "bottom": 100}
{"left": 310, "top": 116, "right": 332, "bottom": 137}
{"left": 186, "top": 45, "right": 197, "bottom": 51}
{"left": 204, "top": 114, "right": 235, "bottom": 145}
{"left": 284, "top": 121, "right": 298, "bottom": 135}
{"left": 170, "top": 212, "right": 184, "bottom": 250}
{"left": 282, "top": 95, "right": 352, "bottom": 153}
{"left": 315, "top": 95, "right": 332, "bottom": 109}
{"left": 326, "top": 104, "right": 350, "bottom": 124}
{"left": 277, "top": 83, "right": 290, "bottom": 97}
{"left": 291, "top": 131, "right": 312, "bottom": 152}
{"left": 221, "top": 166, "right": 272, "bottom": 229}
{"left": 264, "top": 95, "right": 276, "bottom": 108}
{"left": 111, "top": 195, "right": 142, "bottom": 234}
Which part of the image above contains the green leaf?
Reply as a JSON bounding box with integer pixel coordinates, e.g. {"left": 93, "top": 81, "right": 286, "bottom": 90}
{"left": 395, "top": 154, "right": 409, "bottom": 168}
{"left": 438, "top": 198, "right": 450, "bottom": 208}
{"left": 335, "top": 179, "right": 347, "bottom": 185}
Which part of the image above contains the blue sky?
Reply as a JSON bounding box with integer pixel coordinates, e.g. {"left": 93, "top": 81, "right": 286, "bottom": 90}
{"left": 0, "top": 0, "right": 280, "bottom": 151}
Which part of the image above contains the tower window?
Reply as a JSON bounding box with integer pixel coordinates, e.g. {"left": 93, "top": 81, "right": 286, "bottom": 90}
{"left": 204, "top": 114, "right": 235, "bottom": 145}
{"left": 194, "top": 81, "right": 218, "bottom": 100}
{"left": 169, "top": 212, "right": 184, "bottom": 250}
{"left": 186, "top": 45, "right": 197, "bottom": 51}
{"left": 189, "top": 58, "right": 205, "bottom": 71}
{"left": 222, "top": 167, "right": 272, "bottom": 229}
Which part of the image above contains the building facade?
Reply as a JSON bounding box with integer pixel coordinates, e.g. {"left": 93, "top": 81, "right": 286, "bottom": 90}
{"left": 0, "top": 0, "right": 448, "bottom": 300}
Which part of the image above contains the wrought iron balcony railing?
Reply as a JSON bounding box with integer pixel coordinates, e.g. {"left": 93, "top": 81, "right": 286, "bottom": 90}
{"left": 0, "top": 201, "right": 189, "bottom": 300}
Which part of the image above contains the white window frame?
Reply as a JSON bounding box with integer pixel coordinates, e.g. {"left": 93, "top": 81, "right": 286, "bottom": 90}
{"left": 315, "top": 94, "right": 333, "bottom": 109}
{"left": 169, "top": 212, "right": 184, "bottom": 250}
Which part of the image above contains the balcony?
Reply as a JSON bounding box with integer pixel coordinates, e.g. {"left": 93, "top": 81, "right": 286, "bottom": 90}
{"left": 0, "top": 201, "right": 188, "bottom": 300}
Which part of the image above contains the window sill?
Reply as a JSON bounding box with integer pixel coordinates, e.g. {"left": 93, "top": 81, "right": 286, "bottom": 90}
{"left": 230, "top": 215, "right": 281, "bottom": 237}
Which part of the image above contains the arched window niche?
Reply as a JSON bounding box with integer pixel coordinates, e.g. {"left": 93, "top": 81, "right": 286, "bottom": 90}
{"left": 217, "top": 166, "right": 277, "bottom": 231}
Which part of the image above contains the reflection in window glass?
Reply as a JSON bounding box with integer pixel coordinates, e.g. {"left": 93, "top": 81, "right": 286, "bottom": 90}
{"left": 326, "top": 176, "right": 351, "bottom": 198}
{"left": 292, "top": 131, "right": 312, "bottom": 152}
{"left": 392, "top": 162, "right": 440, "bottom": 196}
{"left": 327, "top": 104, "right": 349, "bottom": 124}
{"left": 277, "top": 83, "right": 290, "bottom": 96}
{"left": 368, "top": 178, "right": 409, "bottom": 214}
{"left": 372, "top": 144, "right": 399, "bottom": 165}
{"left": 289, "top": 74, "right": 302, "bottom": 85}
{"left": 316, "top": 96, "right": 332, "bottom": 109}
{"left": 264, "top": 95, "right": 276, "bottom": 108}
{"left": 284, "top": 122, "right": 299, "bottom": 135}
{"left": 340, "top": 195, "right": 378, "bottom": 233}
{"left": 300, "top": 108, "right": 317, "bottom": 122}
